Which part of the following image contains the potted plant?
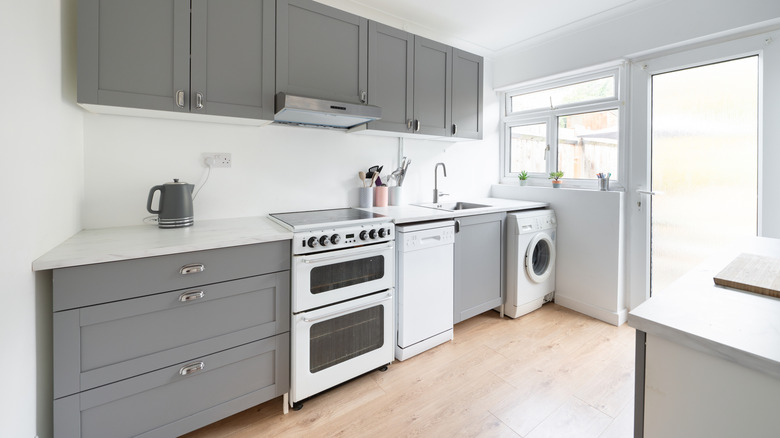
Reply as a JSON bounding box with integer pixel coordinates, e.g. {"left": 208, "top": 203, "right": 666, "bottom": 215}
{"left": 549, "top": 171, "right": 564, "bottom": 188}
{"left": 518, "top": 170, "right": 529, "bottom": 186}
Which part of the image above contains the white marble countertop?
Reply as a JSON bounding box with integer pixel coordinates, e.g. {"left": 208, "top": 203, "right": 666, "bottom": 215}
{"left": 628, "top": 236, "right": 780, "bottom": 380}
{"left": 32, "top": 216, "right": 292, "bottom": 271}
{"left": 361, "top": 197, "right": 549, "bottom": 224}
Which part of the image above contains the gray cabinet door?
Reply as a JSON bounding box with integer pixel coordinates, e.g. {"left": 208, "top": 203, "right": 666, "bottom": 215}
{"left": 413, "top": 36, "right": 452, "bottom": 136}
{"left": 366, "top": 21, "right": 414, "bottom": 133}
{"left": 453, "top": 212, "right": 506, "bottom": 324}
{"left": 77, "top": 0, "right": 190, "bottom": 112}
{"left": 191, "top": 0, "right": 275, "bottom": 119}
{"left": 277, "top": 0, "right": 368, "bottom": 104}
{"left": 451, "top": 49, "right": 484, "bottom": 139}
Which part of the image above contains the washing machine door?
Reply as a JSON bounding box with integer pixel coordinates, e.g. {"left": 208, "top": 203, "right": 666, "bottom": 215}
{"left": 525, "top": 233, "right": 555, "bottom": 283}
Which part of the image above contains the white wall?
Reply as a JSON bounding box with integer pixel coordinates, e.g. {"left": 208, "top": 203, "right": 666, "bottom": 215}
{"left": 493, "top": 0, "right": 780, "bottom": 88}
{"left": 0, "top": 1, "right": 84, "bottom": 437}
{"left": 82, "top": 64, "right": 500, "bottom": 229}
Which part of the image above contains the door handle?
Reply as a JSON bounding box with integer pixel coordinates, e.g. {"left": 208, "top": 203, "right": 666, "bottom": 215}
{"left": 178, "top": 362, "right": 205, "bottom": 376}
{"left": 637, "top": 190, "right": 664, "bottom": 196}
{"left": 414, "top": 120, "right": 421, "bottom": 132}
{"left": 454, "top": 220, "right": 460, "bottom": 233}
{"left": 452, "top": 124, "right": 458, "bottom": 136}
{"left": 178, "top": 290, "right": 205, "bottom": 302}
{"left": 175, "top": 90, "right": 185, "bottom": 108}
{"left": 195, "top": 92, "right": 204, "bottom": 109}
{"left": 303, "top": 292, "right": 392, "bottom": 323}
{"left": 179, "top": 263, "right": 205, "bottom": 275}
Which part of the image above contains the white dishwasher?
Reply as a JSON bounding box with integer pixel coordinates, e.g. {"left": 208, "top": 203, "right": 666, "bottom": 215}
{"left": 395, "top": 221, "right": 455, "bottom": 361}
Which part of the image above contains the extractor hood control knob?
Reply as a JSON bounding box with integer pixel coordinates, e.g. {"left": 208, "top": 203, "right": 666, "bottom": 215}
{"left": 369, "top": 229, "right": 378, "bottom": 239}
{"left": 319, "top": 235, "right": 330, "bottom": 247}
{"left": 359, "top": 230, "right": 368, "bottom": 240}
{"left": 378, "top": 228, "right": 386, "bottom": 238}
{"left": 307, "top": 237, "right": 319, "bottom": 248}
{"left": 330, "top": 234, "right": 341, "bottom": 245}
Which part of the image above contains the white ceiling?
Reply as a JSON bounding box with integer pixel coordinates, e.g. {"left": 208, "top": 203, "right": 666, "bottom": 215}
{"left": 340, "top": 0, "right": 667, "bottom": 57}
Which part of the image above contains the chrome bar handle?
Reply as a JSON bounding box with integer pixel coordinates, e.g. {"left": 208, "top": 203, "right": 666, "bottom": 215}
{"left": 303, "top": 292, "right": 392, "bottom": 323}
{"left": 301, "top": 242, "right": 394, "bottom": 264}
{"left": 178, "top": 290, "right": 205, "bottom": 302}
{"left": 175, "top": 90, "right": 185, "bottom": 108}
{"left": 414, "top": 119, "right": 421, "bottom": 132}
{"left": 407, "top": 119, "right": 414, "bottom": 130}
{"left": 178, "top": 362, "right": 205, "bottom": 376}
{"left": 179, "top": 263, "right": 205, "bottom": 275}
{"left": 360, "top": 90, "right": 367, "bottom": 104}
{"left": 195, "top": 92, "right": 204, "bottom": 109}
{"left": 452, "top": 124, "right": 458, "bottom": 136}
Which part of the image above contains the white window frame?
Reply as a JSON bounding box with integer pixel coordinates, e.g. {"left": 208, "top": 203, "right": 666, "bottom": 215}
{"left": 500, "top": 63, "right": 628, "bottom": 190}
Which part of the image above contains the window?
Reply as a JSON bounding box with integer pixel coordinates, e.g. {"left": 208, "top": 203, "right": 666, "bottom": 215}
{"left": 501, "top": 66, "right": 625, "bottom": 188}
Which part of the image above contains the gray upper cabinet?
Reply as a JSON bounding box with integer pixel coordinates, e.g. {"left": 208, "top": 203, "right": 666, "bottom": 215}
{"left": 413, "top": 37, "right": 453, "bottom": 137}
{"left": 78, "top": 0, "right": 275, "bottom": 120}
{"left": 453, "top": 212, "right": 506, "bottom": 324}
{"left": 451, "top": 49, "right": 484, "bottom": 139}
{"left": 276, "top": 0, "right": 368, "bottom": 105}
{"left": 365, "top": 21, "right": 414, "bottom": 133}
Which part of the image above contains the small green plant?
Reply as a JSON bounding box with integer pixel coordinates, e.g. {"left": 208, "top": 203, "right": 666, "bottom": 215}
{"left": 548, "top": 171, "right": 564, "bottom": 181}
{"left": 518, "top": 171, "right": 529, "bottom": 180}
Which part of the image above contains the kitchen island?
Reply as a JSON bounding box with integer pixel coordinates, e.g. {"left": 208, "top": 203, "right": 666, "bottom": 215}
{"left": 628, "top": 236, "right": 780, "bottom": 438}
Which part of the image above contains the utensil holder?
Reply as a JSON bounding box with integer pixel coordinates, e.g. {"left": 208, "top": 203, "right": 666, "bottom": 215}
{"left": 598, "top": 178, "right": 609, "bottom": 191}
{"left": 358, "top": 187, "right": 373, "bottom": 208}
{"left": 374, "top": 186, "right": 388, "bottom": 207}
{"left": 389, "top": 186, "right": 403, "bottom": 206}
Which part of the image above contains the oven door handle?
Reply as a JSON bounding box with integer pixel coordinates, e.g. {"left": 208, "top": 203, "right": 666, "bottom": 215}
{"left": 301, "top": 242, "right": 394, "bottom": 264}
{"left": 303, "top": 292, "right": 392, "bottom": 323}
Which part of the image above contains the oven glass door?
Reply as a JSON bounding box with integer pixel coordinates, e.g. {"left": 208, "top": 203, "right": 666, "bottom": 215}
{"left": 291, "top": 290, "right": 394, "bottom": 403}
{"left": 292, "top": 241, "right": 394, "bottom": 312}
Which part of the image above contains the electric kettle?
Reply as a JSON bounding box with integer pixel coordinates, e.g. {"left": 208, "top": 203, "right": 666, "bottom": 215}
{"left": 147, "top": 179, "right": 194, "bottom": 228}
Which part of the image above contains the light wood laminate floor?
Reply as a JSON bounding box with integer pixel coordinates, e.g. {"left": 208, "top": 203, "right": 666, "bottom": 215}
{"left": 183, "top": 303, "right": 635, "bottom": 438}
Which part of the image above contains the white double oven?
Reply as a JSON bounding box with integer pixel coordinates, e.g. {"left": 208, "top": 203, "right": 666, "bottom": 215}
{"left": 270, "top": 208, "right": 395, "bottom": 409}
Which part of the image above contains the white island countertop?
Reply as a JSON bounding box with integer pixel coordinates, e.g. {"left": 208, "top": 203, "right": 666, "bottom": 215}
{"left": 628, "top": 236, "right": 780, "bottom": 380}
{"left": 360, "top": 197, "right": 549, "bottom": 224}
{"left": 32, "top": 216, "right": 292, "bottom": 271}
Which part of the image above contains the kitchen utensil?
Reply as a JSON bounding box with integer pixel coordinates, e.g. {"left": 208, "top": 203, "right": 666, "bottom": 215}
{"left": 398, "top": 158, "right": 411, "bottom": 186}
{"left": 370, "top": 172, "right": 379, "bottom": 187}
{"left": 359, "top": 171, "right": 367, "bottom": 188}
{"left": 366, "top": 165, "right": 383, "bottom": 179}
{"left": 147, "top": 179, "right": 194, "bottom": 228}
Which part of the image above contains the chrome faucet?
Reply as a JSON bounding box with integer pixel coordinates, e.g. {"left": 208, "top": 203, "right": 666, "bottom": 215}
{"left": 433, "top": 162, "right": 448, "bottom": 203}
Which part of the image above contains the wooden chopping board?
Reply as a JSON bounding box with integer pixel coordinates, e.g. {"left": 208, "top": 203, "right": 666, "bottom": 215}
{"left": 713, "top": 253, "right": 780, "bottom": 298}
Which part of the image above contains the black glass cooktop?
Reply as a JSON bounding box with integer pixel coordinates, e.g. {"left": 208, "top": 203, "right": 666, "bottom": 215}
{"left": 270, "top": 208, "right": 387, "bottom": 231}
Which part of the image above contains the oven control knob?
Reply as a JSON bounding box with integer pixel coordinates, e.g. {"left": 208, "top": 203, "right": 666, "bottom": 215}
{"left": 369, "top": 229, "right": 378, "bottom": 239}
{"left": 359, "top": 230, "right": 369, "bottom": 240}
{"left": 378, "top": 228, "right": 386, "bottom": 238}
{"left": 330, "top": 234, "right": 341, "bottom": 245}
{"left": 307, "top": 237, "right": 319, "bottom": 248}
{"left": 319, "top": 235, "right": 330, "bottom": 247}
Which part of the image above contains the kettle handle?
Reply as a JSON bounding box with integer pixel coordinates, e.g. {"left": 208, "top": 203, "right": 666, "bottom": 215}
{"left": 147, "top": 185, "right": 164, "bottom": 214}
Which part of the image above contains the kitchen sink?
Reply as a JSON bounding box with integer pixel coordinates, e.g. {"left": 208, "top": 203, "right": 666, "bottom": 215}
{"left": 416, "top": 202, "right": 491, "bottom": 211}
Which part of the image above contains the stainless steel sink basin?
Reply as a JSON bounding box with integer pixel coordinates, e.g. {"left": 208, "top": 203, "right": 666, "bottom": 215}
{"left": 416, "top": 202, "right": 491, "bottom": 211}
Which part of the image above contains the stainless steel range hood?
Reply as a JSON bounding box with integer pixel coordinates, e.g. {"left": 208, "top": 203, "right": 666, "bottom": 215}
{"left": 274, "top": 92, "right": 382, "bottom": 129}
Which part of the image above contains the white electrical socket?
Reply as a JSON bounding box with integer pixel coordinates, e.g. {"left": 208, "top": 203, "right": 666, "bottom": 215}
{"left": 202, "top": 153, "right": 232, "bottom": 168}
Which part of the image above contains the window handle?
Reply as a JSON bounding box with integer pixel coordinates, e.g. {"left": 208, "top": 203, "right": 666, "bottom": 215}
{"left": 544, "top": 144, "right": 550, "bottom": 160}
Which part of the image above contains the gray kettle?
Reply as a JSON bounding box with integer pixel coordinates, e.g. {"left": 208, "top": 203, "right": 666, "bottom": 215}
{"left": 147, "top": 179, "right": 194, "bottom": 228}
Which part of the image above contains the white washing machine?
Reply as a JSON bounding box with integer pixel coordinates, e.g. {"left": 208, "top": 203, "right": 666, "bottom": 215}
{"left": 505, "top": 209, "right": 557, "bottom": 318}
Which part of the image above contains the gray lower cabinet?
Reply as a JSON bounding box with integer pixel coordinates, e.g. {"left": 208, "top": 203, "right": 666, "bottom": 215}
{"left": 451, "top": 49, "right": 484, "bottom": 140}
{"left": 453, "top": 212, "right": 506, "bottom": 324}
{"left": 78, "top": 0, "right": 275, "bottom": 120}
{"left": 276, "top": 0, "right": 368, "bottom": 105}
{"left": 52, "top": 241, "right": 291, "bottom": 438}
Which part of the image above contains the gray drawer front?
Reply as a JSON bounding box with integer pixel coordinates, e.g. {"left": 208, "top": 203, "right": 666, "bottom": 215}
{"left": 54, "top": 272, "right": 290, "bottom": 399}
{"left": 53, "top": 240, "right": 290, "bottom": 311}
{"left": 54, "top": 333, "right": 290, "bottom": 438}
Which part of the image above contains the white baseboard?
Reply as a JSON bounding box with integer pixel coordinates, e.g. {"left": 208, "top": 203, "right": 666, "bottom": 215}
{"left": 554, "top": 294, "right": 628, "bottom": 326}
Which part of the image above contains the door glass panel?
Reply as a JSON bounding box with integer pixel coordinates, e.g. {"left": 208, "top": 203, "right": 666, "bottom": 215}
{"left": 651, "top": 56, "right": 758, "bottom": 294}
{"left": 509, "top": 123, "right": 547, "bottom": 173}
{"left": 557, "top": 109, "right": 619, "bottom": 179}
{"left": 310, "top": 256, "right": 385, "bottom": 294}
{"left": 310, "top": 305, "right": 384, "bottom": 373}
{"left": 530, "top": 240, "right": 551, "bottom": 276}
